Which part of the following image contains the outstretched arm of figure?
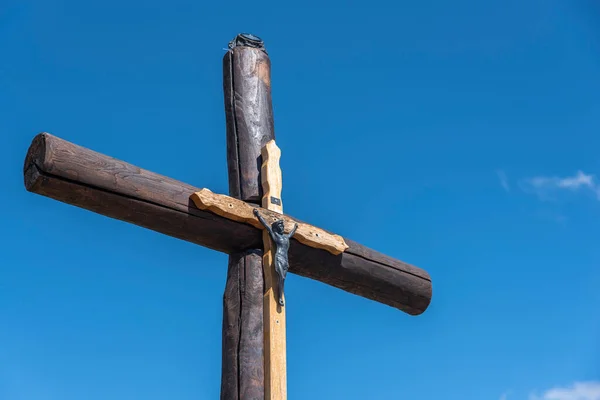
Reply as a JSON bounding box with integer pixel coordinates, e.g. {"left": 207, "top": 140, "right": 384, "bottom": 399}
{"left": 287, "top": 223, "right": 298, "bottom": 239}
{"left": 253, "top": 208, "right": 274, "bottom": 237}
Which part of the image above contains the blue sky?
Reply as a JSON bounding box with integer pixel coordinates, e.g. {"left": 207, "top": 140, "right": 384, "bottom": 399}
{"left": 1, "top": 0, "right": 600, "bottom": 399}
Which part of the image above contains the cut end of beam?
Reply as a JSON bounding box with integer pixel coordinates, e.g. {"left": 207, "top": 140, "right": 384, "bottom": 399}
{"left": 23, "top": 132, "right": 49, "bottom": 192}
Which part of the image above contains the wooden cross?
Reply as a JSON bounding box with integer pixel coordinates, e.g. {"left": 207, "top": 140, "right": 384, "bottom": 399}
{"left": 22, "top": 33, "right": 432, "bottom": 399}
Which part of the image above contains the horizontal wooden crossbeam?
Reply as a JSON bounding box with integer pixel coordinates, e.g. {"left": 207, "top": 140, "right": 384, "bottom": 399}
{"left": 23, "top": 132, "right": 432, "bottom": 315}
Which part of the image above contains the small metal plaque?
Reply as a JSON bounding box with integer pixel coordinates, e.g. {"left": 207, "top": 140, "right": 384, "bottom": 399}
{"left": 270, "top": 196, "right": 281, "bottom": 206}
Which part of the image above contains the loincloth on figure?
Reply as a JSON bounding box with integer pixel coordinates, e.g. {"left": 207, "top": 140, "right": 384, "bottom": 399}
{"left": 274, "top": 253, "right": 288, "bottom": 275}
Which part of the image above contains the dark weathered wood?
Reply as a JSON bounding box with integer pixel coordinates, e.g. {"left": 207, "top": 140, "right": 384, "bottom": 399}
{"left": 221, "top": 250, "right": 264, "bottom": 400}
{"left": 237, "top": 250, "right": 264, "bottom": 399}
{"left": 23, "top": 133, "right": 259, "bottom": 254}
{"left": 221, "top": 42, "right": 274, "bottom": 400}
{"left": 224, "top": 46, "right": 275, "bottom": 204}
{"left": 221, "top": 253, "right": 242, "bottom": 399}
{"left": 23, "top": 132, "right": 432, "bottom": 315}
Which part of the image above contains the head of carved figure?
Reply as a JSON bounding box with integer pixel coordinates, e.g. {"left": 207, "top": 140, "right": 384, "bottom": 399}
{"left": 272, "top": 219, "right": 285, "bottom": 234}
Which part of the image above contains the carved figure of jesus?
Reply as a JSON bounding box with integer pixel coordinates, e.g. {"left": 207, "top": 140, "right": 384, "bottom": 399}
{"left": 253, "top": 208, "right": 298, "bottom": 306}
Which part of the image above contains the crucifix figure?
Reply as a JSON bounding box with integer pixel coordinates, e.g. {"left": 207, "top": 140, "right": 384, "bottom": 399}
{"left": 254, "top": 208, "right": 297, "bottom": 307}
{"left": 23, "top": 33, "right": 433, "bottom": 400}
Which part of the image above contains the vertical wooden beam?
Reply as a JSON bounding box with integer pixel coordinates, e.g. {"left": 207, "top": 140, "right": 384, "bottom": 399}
{"left": 224, "top": 34, "right": 276, "bottom": 204}
{"left": 221, "top": 33, "right": 274, "bottom": 400}
{"left": 221, "top": 250, "right": 264, "bottom": 400}
{"left": 261, "top": 140, "right": 287, "bottom": 400}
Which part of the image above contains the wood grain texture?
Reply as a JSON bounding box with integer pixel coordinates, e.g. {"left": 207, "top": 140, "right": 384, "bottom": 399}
{"left": 190, "top": 188, "right": 348, "bottom": 255}
{"left": 221, "top": 250, "right": 264, "bottom": 400}
{"left": 260, "top": 140, "right": 286, "bottom": 400}
{"left": 260, "top": 140, "right": 282, "bottom": 214}
{"left": 224, "top": 45, "right": 275, "bottom": 203}
{"left": 23, "top": 132, "right": 432, "bottom": 316}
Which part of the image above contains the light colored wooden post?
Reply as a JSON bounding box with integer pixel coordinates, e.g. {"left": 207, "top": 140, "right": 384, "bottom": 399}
{"left": 261, "top": 139, "right": 286, "bottom": 400}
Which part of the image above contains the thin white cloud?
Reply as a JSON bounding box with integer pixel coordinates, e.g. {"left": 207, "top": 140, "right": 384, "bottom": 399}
{"left": 497, "top": 170, "right": 510, "bottom": 192}
{"left": 520, "top": 171, "right": 600, "bottom": 201}
{"left": 500, "top": 391, "right": 510, "bottom": 400}
{"left": 530, "top": 381, "right": 600, "bottom": 400}
{"left": 528, "top": 171, "right": 594, "bottom": 190}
